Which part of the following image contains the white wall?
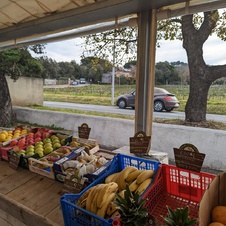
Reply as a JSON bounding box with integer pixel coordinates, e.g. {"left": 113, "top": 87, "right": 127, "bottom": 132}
{"left": 6, "top": 76, "right": 43, "bottom": 106}
{"left": 13, "top": 106, "right": 226, "bottom": 171}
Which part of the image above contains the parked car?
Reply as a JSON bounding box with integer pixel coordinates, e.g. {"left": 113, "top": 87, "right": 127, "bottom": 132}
{"left": 116, "top": 87, "right": 180, "bottom": 112}
{"left": 71, "top": 81, "right": 78, "bottom": 85}
{"left": 80, "top": 78, "right": 86, "bottom": 84}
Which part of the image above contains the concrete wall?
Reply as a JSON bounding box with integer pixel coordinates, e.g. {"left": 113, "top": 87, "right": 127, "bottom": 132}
{"left": 13, "top": 106, "right": 226, "bottom": 171}
{"left": 6, "top": 76, "right": 43, "bottom": 106}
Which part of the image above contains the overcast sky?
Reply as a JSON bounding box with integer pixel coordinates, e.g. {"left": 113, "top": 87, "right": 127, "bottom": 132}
{"left": 34, "top": 34, "right": 226, "bottom": 66}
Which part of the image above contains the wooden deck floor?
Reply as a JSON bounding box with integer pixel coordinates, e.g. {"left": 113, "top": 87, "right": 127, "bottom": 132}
{"left": 0, "top": 160, "right": 65, "bottom": 226}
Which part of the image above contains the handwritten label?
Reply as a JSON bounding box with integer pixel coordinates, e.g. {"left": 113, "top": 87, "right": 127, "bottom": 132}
{"left": 130, "top": 131, "right": 151, "bottom": 155}
{"left": 174, "top": 148, "right": 206, "bottom": 172}
{"left": 78, "top": 123, "right": 91, "bottom": 139}
{"left": 9, "top": 151, "right": 20, "bottom": 171}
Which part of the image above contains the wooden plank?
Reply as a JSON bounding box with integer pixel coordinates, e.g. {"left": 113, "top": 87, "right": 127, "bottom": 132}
{"left": 7, "top": 175, "right": 56, "bottom": 204}
{"left": 0, "top": 168, "right": 37, "bottom": 195}
{"left": 45, "top": 206, "right": 65, "bottom": 226}
{"left": 25, "top": 182, "right": 62, "bottom": 213}
{"left": 0, "top": 160, "right": 20, "bottom": 180}
{"left": 0, "top": 193, "right": 60, "bottom": 226}
{"left": 0, "top": 159, "right": 64, "bottom": 225}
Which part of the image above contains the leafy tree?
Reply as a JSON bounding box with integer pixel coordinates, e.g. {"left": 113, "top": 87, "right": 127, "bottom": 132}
{"left": 82, "top": 10, "right": 226, "bottom": 122}
{"left": 0, "top": 45, "right": 45, "bottom": 126}
{"left": 38, "top": 56, "right": 60, "bottom": 79}
{"left": 80, "top": 57, "right": 112, "bottom": 83}
{"left": 124, "top": 60, "right": 137, "bottom": 69}
{"left": 155, "top": 61, "right": 180, "bottom": 85}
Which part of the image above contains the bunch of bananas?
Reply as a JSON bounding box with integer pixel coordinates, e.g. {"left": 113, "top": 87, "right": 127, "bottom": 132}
{"left": 76, "top": 166, "right": 155, "bottom": 220}
{"left": 77, "top": 182, "right": 119, "bottom": 219}
{"left": 105, "top": 166, "right": 155, "bottom": 194}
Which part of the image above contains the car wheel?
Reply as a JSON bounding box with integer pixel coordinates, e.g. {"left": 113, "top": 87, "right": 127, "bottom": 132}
{"left": 166, "top": 108, "right": 173, "bottom": 112}
{"left": 154, "top": 100, "right": 164, "bottom": 112}
{"left": 118, "top": 99, "right": 127, "bottom": 109}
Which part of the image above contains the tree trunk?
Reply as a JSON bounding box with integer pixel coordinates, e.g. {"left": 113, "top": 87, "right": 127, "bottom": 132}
{"left": 0, "top": 75, "right": 14, "bottom": 126}
{"left": 182, "top": 11, "right": 226, "bottom": 122}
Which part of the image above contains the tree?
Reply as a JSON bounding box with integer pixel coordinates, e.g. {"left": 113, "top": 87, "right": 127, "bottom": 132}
{"left": 82, "top": 10, "right": 226, "bottom": 122}
{"left": 80, "top": 57, "right": 113, "bottom": 83}
{"left": 0, "top": 46, "right": 45, "bottom": 126}
{"left": 155, "top": 61, "right": 180, "bottom": 85}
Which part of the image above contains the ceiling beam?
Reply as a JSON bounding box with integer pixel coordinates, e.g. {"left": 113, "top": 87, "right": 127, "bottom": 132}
{"left": 157, "top": 0, "right": 226, "bottom": 20}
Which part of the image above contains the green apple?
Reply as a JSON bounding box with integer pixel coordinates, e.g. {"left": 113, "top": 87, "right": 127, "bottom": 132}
{"left": 26, "top": 151, "right": 35, "bottom": 156}
{"left": 35, "top": 147, "right": 44, "bottom": 153}
{"left": 53, "top": 142, "right": 61, "bottom": 150}
{"left": 44, "top": 147, "right": 53, "bottom": 155}
{"left": 36, "top": 151, "right": 44, "bottom": 157}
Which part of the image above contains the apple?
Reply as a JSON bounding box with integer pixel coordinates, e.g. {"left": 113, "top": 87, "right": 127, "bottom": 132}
{"left": 36, "top": 151, "right": 44, "bottom": 158}
{"left": 10, "top": 139, "right": 18, "bottom": 147}
{"left": 44, "top": 147, "right": 53, "bottom": 155}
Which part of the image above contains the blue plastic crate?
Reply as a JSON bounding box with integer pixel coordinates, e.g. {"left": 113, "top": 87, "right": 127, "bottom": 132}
{"left": 60, "top": 153, "right": 161, "bottom": 226}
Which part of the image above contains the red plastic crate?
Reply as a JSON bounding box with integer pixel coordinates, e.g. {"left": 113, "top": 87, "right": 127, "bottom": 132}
{"left": 143, "top": 164, "right": 216, "bottom": 225}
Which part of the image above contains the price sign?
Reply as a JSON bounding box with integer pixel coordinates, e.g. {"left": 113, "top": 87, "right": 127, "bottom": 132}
{"left": 78, "top": 123, "right": 91, "bottom": 139}
{"left": 174, "top": 148, "right": 206, "bottom": 172}
{"left": 9, "top": 151, "right": 20, "bottom": 171}
{"left": 130, "top": 131, "right": 151, "bottom": 155}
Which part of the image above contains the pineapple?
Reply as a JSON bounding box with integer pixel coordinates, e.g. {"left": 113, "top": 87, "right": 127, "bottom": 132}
{"left": 162, "top": 206, "right": 197, "bottom": 226}
{"left": 114, "top": 184, "right": 148, "bottom": 226}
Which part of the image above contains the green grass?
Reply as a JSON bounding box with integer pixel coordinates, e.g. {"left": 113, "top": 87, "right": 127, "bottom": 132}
{"left": 40, "top": 84, "right": 226, "bottom": 131}
{"left": 43, "top": 84, "right": 226, "bottom": 115}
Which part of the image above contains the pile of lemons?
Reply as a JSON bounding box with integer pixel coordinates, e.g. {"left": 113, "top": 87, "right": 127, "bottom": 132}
{"left": 0, "top": 128, "right": 28, "bottom": 143}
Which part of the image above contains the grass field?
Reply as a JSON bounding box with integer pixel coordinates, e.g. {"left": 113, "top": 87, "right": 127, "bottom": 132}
{"left": 43, "top": 84, "right": 226, "bottom": 115}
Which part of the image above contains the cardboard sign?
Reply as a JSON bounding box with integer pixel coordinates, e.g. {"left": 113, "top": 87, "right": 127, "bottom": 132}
{"left": 174, "top": 148, "right": 206, "bottom": 172}
{"left": 78, "top": 123, "right": 91, "bottom": 139}
{"left": 130, "top": 131, "right": 151, "bottom": 155}
{"left": 9, "top": 151, "right": 20, "bottom": 170}
{"left": 60, "top": 175, "right": 87, "bottom": 195}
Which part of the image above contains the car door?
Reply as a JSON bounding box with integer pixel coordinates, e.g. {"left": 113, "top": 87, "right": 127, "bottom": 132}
{"left": 127, "top": 91, "right": 136, "bottom": 107}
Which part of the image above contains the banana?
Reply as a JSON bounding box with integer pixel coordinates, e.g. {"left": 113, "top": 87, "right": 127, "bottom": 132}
{"left": 136, "top": 178, "right": 152, "bottom": 195}
{"left": 86, "top": 184, "right": 103, "bottom": 212}
{"left": 78, "top": 197, "right": 87, "bottom": 209}
{"left": 125, "top": 169, "right": 143, "bottom": 183}
{"left": 77, "top": 186, "right": 95, "bottom": 207}
{"left": 96, "top": 182, "right": 118, "bottom": 209}
{"left": 118, "top": 166, "right": 138, "bottom": 191}
{"left": 105, "top": 172, "right": 120, "bottom": 183}
{"left": 129, "top": 179, "right": 139, "bottom": 192}
{"left": 90, "top": 184, "right": 106, "bottom": 214}
{"left": 136, "top": 169, "right": 155, "bottom": 184}
{"left": 96, "top": 192, "right": 116, "bottom": 218}
{"left": 106, "top": 201, "right": 117, "bottom": 216}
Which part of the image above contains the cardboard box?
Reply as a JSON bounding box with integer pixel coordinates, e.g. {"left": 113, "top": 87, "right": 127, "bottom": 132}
{"left": 54, "top": 148, "right": 111, "bottom": 183}
{"left": 199, "top": 172, "right": 226, "bottom": 226}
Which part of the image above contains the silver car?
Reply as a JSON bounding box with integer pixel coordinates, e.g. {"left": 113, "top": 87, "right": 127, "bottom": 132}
{"left": 116, "top": 87, "right": 180, "bottom": 112}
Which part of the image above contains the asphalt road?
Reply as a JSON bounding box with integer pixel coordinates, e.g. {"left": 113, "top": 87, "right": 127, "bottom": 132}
{"left": 43, "top": 101, "right": 226, "bottom": 123}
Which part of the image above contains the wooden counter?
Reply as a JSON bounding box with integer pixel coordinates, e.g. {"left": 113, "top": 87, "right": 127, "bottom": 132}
{"left": 0, "top": 160, "right": 64, "bottom": 226}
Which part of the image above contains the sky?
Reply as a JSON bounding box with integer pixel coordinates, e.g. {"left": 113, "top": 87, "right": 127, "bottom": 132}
{"left": 33, "top": 34, "right": 226, "bottom": 66}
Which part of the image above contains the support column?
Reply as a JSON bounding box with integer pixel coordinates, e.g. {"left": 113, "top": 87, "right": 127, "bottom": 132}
{"left": 135, "top": 9, "right": 157, "bottom": 138}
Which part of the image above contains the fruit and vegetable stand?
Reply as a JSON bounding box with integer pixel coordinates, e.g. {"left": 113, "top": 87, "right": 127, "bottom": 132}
{"left": 0, "top": 126, "right": 221, "bottom": 226}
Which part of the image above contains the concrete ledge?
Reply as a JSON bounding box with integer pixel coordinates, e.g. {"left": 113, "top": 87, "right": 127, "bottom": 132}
{"left": 13, "top": 106, "right": 226, "bottom": 171}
